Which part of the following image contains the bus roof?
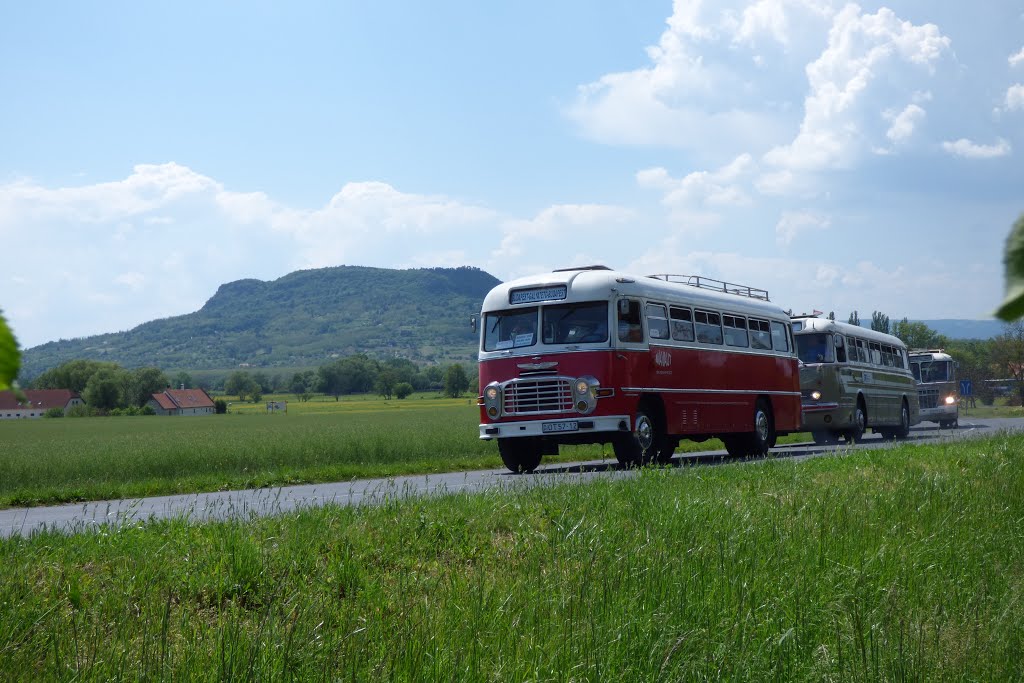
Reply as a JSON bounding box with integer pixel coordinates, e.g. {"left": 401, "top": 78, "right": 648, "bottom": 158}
{"left": 482, "top": 266, "right": 790, "bottom": 320}
{"left": 909, "top": 350, "right": 954, "bottom": 362}
{"left": 791, "top": 316, "right": 910, "bottom": 349}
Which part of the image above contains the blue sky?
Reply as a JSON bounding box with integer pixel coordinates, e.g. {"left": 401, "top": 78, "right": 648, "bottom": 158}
{"left": 2, "top": 1, "right": 1022, "bottom": 348}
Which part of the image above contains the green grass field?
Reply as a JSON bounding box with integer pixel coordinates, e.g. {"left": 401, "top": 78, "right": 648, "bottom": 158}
{"left": 1, "top": 433, "right": 1021, "bottom": 680}
{"left": 0, "top": 394, "right": 807, "bottom": 508}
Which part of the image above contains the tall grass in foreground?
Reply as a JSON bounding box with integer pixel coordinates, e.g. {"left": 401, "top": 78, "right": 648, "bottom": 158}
{"left": 1, "top": 434, "right": 1022, "bottom": 680}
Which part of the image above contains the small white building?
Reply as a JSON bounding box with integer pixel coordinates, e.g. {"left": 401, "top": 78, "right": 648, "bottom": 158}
{"left": 147, "top": 388, "right": 216, "bottom": 416}
{"left": 0, "top": 389, "right": 84, "bottom": 419}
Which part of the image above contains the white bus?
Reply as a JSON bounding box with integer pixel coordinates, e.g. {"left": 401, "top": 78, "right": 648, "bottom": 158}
{"left": 793, "top": 317, "right": 920, "bottom": 444}
{"left": 909, "top": 350, "right": 958, "bottom": 428}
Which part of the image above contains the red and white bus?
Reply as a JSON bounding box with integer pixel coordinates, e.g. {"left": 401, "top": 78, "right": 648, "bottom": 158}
{"left": 477, "top": 266, "right": 802, "bottom": 472}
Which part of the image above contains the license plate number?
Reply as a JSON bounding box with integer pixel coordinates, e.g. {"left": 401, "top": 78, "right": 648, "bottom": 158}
{"left": 542, "top": 421, "right": 578, "bottom": 433}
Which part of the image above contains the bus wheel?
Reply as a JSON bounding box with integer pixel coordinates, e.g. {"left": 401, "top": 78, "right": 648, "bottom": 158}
{"left": 812, "top": 431, "right": 836, "bottom": 445}
{"left": 655, "top": 439, "right": 678, "bottom": 465}
{"left": 498, "top": 438, "right": 543, "bottom": 474}
{"left": 614, "top": 410, "right": 659, "bottom": 467}
{"left": 722, "top": 435, "right": 747, "bottom": 457}
{"left": 749, "top": 400, "right": 774, "bottom": 456}
{"left": 846, "top": 400, "right": 866, "bottom": 443}
{"left": 894, "top": 401, "right": 911, "bottom": 440}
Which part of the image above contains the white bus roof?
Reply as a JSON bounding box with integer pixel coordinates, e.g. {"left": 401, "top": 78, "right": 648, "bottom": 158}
{"left": 791, "top": 316, "right": 909, "bottom": 349}
{"left": 482, "top": 266, "right": 790, "bottom": 320}
{"left": 909, "top": 350, "right": 954, "bottom": 362}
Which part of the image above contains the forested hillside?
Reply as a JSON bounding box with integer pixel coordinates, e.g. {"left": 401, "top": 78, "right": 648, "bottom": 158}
{"left": 19, "top": 266, "right": 499, "bottom": 380}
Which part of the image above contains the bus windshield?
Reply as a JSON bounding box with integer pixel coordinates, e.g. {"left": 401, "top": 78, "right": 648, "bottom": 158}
{"left": 483, "top": 307, "right": 538, "bottom": 351}
{"left": 913, "top": 360, "right": 952, "bottom": 383}
{"left": 542, "top": 302, "right": 608, "bottom": 344}
{"left": 796, "top": 333, "right": 834, "bottom": 364}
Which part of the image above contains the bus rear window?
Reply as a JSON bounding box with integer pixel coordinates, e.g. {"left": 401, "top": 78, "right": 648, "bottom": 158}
{"left": 796, "top": 333, "right": 833, "bottom": 363}
{"left": 483, "top": 307, "right": 538, "bottom": 351}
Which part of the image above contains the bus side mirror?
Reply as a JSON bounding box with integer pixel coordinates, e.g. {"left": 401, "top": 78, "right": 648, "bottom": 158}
{"left": 470, "top": 315, "right": 477, "bottom": 333}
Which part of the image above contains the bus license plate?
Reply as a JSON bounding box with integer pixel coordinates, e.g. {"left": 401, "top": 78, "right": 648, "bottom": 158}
{"left": 542, "top": 420, "right": 578, "bottom": 433}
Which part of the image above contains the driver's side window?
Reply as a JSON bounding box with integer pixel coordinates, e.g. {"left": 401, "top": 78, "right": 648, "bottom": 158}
{"left": 617, "top": 300, "right": 643, "bottom": 342}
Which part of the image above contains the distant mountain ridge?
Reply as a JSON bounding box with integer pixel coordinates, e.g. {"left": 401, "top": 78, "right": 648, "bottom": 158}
{"left": 19, "top": 265, "right": 499, "bottom": 380}
{"left": 914, "top": 319, "right": 1007, "bottom": 341}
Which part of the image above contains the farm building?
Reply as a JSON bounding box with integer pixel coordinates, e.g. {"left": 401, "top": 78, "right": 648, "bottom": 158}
{"left": 147, "top": 388, "right": 216, "bottom": 416}
{"left": 0, "top": 389, "right": 84, "bottom": 419}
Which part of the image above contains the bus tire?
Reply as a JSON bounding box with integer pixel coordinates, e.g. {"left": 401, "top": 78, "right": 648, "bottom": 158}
{"left": 846, "top": 399, "right": 866, "bottom": 443}
{"left": 722, "top": 435, "right": 747, "bottom": 457}
{"left": 812, "top": 431, "right": 837, "bottom": 445}
{"left": 750, "top": 399, "right": 774, "bottom": 456}
{"left": 614, "top": 409, "right": 660, "bottom": 467}
{"left": 655, "top": 439, "right": 678, "bottom": 465}
{"left": 894, "top": 400, "right": 911, "bottom": 440}
{"left": 498, "top": 438, "right": 543, "bottom": 474}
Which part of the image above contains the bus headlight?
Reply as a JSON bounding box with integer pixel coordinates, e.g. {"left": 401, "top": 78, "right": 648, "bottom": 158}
{"left": 574, "top": 376, "right": 600, "bottom": 415}
{"left": 944, "top": 395, "right": 956, "bottom": 405}
{"left": 483, "top": 382, "right": 502, "bottom": 418}
{"left": 811, "top": 391, "right": 821, "bottom": 400}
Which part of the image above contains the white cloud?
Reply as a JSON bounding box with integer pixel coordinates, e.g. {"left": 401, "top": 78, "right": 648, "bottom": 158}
{"left": 775, "top": 209, "right": 830, "bottom": 245}
{"left": 763, "top": 6, "right": 951, "bottom": 173}
{"left": 492, "top": 204, "right": 635, "bottom": 263}
{"left": 941, "top": 138, "right": 1012, "bottom": 159}
{"left": 637, "top": 154, "right": 756, "bottom": 234}
{"left": 1010, "top": 47, "right": 1024, "bottom": 68}
{"left": 884, "top": 103, "right": 927, "bottom": 144}
{"left": 1004, "top": 84, "right": 1024, "bottom": 111}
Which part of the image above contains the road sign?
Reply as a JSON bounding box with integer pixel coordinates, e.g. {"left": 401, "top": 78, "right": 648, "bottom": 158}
{"left": 960, "top": 379, "right": 972, "bottom": 396}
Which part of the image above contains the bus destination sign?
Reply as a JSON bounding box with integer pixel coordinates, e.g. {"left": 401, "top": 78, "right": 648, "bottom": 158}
{"left": 509, "top": 285, "right": 567, "bottom": 305}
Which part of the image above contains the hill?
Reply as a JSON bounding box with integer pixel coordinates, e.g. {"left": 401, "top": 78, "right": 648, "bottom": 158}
{"left": 19, "top": 266, "right": 499, "bottom": 380}
{"left": 915, "top": 319, "right": 1007, "bottom": 341}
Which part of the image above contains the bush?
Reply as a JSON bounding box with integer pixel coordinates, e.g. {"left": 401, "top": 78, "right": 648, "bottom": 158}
{"left": 66, "top": 404, "right": 95, "bottom": 418}
{"left": 214, "top": 399, "right": 227, "bottom": 414}
{"left": 43, "top": 407, "right": 65, "bottom": 418}
{"left": 394, "top": 382, "right": 414, "bottom": 400}
{"left": 140, "top": 404, "right": 156, "bottom": 416}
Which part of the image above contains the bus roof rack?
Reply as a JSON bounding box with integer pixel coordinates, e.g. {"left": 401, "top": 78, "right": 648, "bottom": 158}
{"left": 647, "top": 274, "right": 770, "bottom": 301}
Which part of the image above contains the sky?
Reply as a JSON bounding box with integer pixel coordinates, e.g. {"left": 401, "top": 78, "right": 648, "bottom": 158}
{"left": 2, "top": 1, "right": 1022, "bottom": 349}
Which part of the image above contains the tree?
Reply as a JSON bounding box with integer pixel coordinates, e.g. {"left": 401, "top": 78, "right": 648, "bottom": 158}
{"left": 443, "top": 363, "right": 470, "bottom": 398}
{"left": 375, "top": 368, "right": 399, "bottom": 400}
{"left": 32, "top": 359, "right": 119, "bottom": 393}
{"left": 224, "top": 371, "right": 259, "bottom": 401}
{"left": 997, "top": 212, "right": 1024, "bottom": 320}
{"left": 848, "top": 310, "right": 860, "bottom": 327}
{"left": 124, "top": 367, "right": 169, "bottom": 407}
{"left": 0, "top": 309, "right": 19, "bottom": 391}
{"left": 892, "top": 318, "right": 947, "bottom": 351}
{"left": 871, "top": 311, "right": 890, "bottom": 334}
{"left": 171, "top": 371, "right": 193, "bottom": 389}
{"left": 214, "top": 399, "right": 228, "bottom": 414}
{"left": 990, "top": 321, "right": 1024, "bottom": 404}
{"left": 394, "top": 382, "right": 414, "bottom": 399}
{"left": 83, "top": 367, "right": 122, "bottom": 411}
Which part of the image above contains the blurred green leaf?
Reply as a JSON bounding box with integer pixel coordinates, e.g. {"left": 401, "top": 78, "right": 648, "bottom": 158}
{"left": 997, "top": 213, "right": 1024, "bottom": 322}
{"left": 0, "top": 310, "right": 20, "bottom": 391}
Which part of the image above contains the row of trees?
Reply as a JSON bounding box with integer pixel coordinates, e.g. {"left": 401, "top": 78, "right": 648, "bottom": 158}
{"left": 29, "top": 355, "right": 477, "bottom": 406}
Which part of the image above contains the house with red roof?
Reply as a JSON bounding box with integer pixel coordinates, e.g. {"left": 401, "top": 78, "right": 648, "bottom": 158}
{"left": 147, "top": 388, "right": 216, "bottom": 416}
{"left": 0, "top": 389, "right": 84, "bottom": 419}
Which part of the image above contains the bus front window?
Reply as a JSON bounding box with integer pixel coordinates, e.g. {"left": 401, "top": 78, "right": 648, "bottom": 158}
{"left": 542, "top": 302, "right": 609, "bottom": 344}
{"left": 796, "top": 333, "right": 834, "bottom": 364}
{"left": 483, "top": 308, "right": 538, "bottom": 351}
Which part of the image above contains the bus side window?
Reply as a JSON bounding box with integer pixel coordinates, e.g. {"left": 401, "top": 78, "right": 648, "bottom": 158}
{"left": 770, "top": 321, "right": 790, "bottom": 352}
{"left": 855, "top": 339, "right": 867, "bottom": 363}
{"left": 617, "top": 299, "right": 643, "bottom": 342}
{"left": 670, "top": 307, "right": 694, "bottom": 342}
{"left": 645, "top": 303, "right": 669, "bottom": 340}
{"left": 723, "top": 315, "right": 749, "bottom": 347}
{"left": 894, "top": 348, "right": 906, "bottom": 369}
{"left": 695, "top": 310, "right": 723, "bottom": 345}
{"left": 834, "top": 335, "right": 847, "bottom": 362}
{"left": 869, "top": 342, "right": 882, "bottom": 365}
{"left": 749, "top": 319, "right": 771, "bottom": 350}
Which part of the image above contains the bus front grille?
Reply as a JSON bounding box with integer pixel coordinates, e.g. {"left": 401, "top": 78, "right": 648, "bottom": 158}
{"left": 503, "top": 378, "right": 574, "bottom": 415}
{"left": 918, "top": 388, "right": 939, "bottom": 409}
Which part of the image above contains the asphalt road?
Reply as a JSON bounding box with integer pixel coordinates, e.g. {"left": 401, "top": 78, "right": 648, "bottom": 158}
{"left": 3, "top": 414, "right": 1021, "bottom": 539}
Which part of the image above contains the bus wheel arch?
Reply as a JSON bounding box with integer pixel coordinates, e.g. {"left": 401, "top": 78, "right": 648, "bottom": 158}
{"left": 614, "top": 395, "right": 666, "bottom": 467}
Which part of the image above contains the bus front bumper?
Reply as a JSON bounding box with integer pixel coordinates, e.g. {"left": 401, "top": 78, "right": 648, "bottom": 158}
{"left": 480, "top": 415, "right": 629, "bottom": 440}
{"left": 800, "top": 401, "right": 848, "bottom": 431}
